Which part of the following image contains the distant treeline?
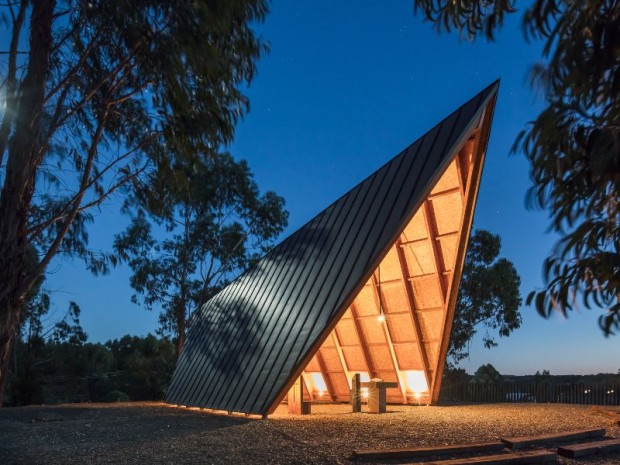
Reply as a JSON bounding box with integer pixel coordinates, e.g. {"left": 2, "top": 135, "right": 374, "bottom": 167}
{"left": 502, "top": 373, "right": 620, "bottom": 385}
{"left": 6, "top": 334, "right": 176, "bottom": 406}
{"left": 444, "top": 365, "right": 620, "bottom": 386}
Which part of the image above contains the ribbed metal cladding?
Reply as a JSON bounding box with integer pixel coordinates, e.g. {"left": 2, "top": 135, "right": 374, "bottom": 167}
{"left": 166, "top": 81, "right": 499, "bottom": 415}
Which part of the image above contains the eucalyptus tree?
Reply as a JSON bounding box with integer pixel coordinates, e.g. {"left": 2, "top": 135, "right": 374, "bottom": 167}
{"left": 0, "top": 0, "right": 269, "bottom": 403}
{"left": 473, "top": 363, "right": 503, "bottom": 384}
{"left": 450, "top": 229, "right": 522, "bottom": 364}
{"left": 412, "top": 0, "right": 620, "bottom": 335}
{"left": 114, "top": 153, "right": 288, "bottom": 357}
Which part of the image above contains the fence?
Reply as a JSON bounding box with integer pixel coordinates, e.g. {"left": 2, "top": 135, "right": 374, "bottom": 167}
{"left": 439, "top": 382, "right": 620, "bottom": 406}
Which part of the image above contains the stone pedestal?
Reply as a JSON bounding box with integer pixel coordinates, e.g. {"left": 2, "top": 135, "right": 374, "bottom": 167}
{"left": 362, "top": 379, "right": 399, "bottom": 414}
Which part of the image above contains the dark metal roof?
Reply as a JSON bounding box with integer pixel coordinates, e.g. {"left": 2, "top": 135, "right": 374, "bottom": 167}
{"left": 166, "top": 82, "right": 499, "bottom": 415}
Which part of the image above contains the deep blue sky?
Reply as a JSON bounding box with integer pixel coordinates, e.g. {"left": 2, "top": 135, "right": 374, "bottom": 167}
{"left": 44, "top": 0, "right": 619, "bottom": 375}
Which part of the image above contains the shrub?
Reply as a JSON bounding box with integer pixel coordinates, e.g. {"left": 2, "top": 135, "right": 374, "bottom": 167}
{"left": 100, "top": 390, "right": 130, "bottom": 402}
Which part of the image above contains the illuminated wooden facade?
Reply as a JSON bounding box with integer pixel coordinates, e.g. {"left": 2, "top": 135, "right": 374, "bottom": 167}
{"left": 166, "top": 82, "right": 498, "bottom": 415}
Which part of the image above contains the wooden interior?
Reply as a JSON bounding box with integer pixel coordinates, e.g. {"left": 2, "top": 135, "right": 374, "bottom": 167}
{"left": 286, "top": 109, "right": 490, "bottom": 407}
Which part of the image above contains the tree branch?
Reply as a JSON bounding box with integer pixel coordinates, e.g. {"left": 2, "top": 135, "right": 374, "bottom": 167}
{"left": 27, "top": 140, "right": 154, "bottom": 239}
{"left": 6, "top": 1, "right": 16, "bottom": 21}
{"left": 108, "top": 84, "right": 152, "bottom": 106}
{"left": 73, "top": 161, "right": 149, "bottom": 214}
{"left": 43, "top": 40, "right": 144, "bottom": 142}
{"left": 43, "top": 33, "right": 100, "bottom": 105}
{"left": 31, "top": 106, "right": 110, "bottom": 290}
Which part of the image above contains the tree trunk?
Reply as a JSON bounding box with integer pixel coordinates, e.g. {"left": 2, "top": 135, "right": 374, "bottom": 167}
{"left": 175, "top": 294, "right": 186, "bottom": 360}
{"left": 0, "top": 0, "right": 56, "bottom": 406}
{"left": 0, "top": 301, "right": 21, "bottom": 406}
{"left": 175, "top": 320, "right": 185, "bottom": 360}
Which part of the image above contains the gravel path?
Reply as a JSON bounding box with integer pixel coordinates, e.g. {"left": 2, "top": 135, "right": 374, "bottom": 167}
{"left": 0, "top": 402, "right": 618, "bottom": 464}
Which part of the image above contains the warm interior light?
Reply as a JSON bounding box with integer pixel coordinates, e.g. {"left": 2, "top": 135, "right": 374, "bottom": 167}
{"left": 347, "top": 371, "right": 371, "bottom": 389}
{"left": 377, "top": 313, "right": 385, "bottom": 323}
{"left": 305, "top": 372, "right": 327, "bottom": 397}
{"left": 403, "top": 370, "right": 429, "bottom": 395}
{"left": 361, "top": 387, "right": 369, "bottom": 399}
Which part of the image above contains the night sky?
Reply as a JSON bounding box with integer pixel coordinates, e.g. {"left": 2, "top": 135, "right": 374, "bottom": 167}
{"left": 43, "top": 0, "right": 619, "bottom": 375}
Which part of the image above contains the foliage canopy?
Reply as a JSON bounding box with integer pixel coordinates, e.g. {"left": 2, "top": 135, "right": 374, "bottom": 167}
{"left": 114, "top": 152, "right": 288, "bottom": 356}
{"left": 412, "top": 0, "right": 620, "bottom": 335}
{"left": 473, "top": 363, "right": 503, "bottom": 384}
{"left": 450, "top": 229, "right": 522, "bottom": 364}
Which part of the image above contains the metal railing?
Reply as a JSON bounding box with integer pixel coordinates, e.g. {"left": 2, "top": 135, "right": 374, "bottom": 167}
{"left": 439, "top": 382, "right": 620, "bottom": 405}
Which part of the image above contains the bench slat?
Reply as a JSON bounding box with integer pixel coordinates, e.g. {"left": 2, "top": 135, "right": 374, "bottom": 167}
{"left": 557, "top": 438, "right": 620, "bottom": 458}
{"left": 405, "top": 450, "right": 557, "bottom": 465}
{"left": 501, "top": 428, "right": 605, "bottom": 450}
{"left": 409, "top": 450, "right": 557, "bottom": 465}
{"left": 352, "top": 441, "right": 505, "bottom": 460}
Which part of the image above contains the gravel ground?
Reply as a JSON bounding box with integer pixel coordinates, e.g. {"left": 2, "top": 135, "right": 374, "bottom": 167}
{"left": 0, "top": 402, "right": 619, "bottom": 464}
